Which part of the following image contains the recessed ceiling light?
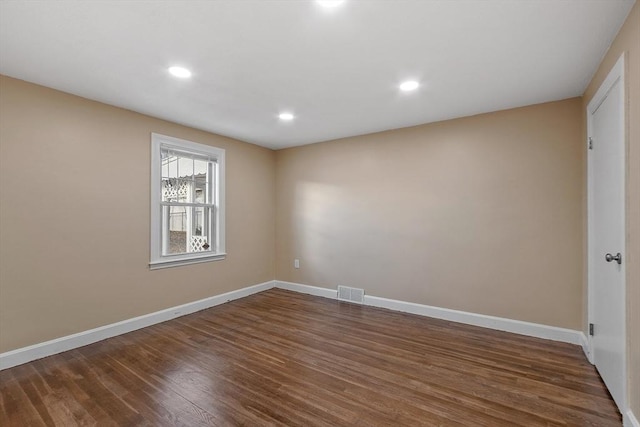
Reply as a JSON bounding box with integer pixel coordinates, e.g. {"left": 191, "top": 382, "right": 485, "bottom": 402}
{"left": 399, "top": 80, "right": 420, "bottom": 92}
{"left": 168, "top": 66, "right": 192, "bottom": 78}
{"left": 279, "top": 112, "right": 295, "bottom": 121}
{"left": 317, "top": 0, "right": 345, "bottom": 8}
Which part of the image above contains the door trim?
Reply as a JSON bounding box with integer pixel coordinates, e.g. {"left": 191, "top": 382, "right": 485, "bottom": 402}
{"left": 586, "top": 53, "right": 626, "bottom": 411}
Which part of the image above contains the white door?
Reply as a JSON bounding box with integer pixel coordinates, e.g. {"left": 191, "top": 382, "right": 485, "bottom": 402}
{"left": 587, "top": 54, "right": 626, "bottom": 412}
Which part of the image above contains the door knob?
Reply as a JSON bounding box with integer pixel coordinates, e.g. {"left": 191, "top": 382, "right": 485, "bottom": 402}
{"left": 605, "top": 252, "right": 622, "bottom": 265}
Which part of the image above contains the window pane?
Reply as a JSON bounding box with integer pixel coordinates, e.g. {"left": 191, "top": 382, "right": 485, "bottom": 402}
{"left": 195, "top": 159, "right": 210, "bottom": 203}
{"left": 194, "top": 206, "right": 206, "bottom": 236}
{"left": 191, "top": 206, "right": 211, "bottom": 252}
{"left": 162, "top": 154, "right": 213, "bottom": 203}
{"left": 162, "top": 178, "right": 192, "bottom": 202}
{"left": 194, "top": 159, "right": 208, "bottom": 176}
{"left": 164, "top": 205, "right": 187, "bottom": 255}
{"left": 162, "top": 154, "right": 178, "bottom": 178}
{"left": 162, "top": 152, "right": 169, "bottom": 178}
{"left": 194, "top": 175, "right": 207, "bottom": 203}
{"left": 178, "top": 156, "right": 193, "bottom": 179}
{"left": 162, "top": 205, "right": 212, "bottom": 255}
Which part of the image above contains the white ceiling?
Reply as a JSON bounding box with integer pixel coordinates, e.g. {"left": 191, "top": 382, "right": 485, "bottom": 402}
{"left": 0, "top": 0, "right": 635, "bottom": 149}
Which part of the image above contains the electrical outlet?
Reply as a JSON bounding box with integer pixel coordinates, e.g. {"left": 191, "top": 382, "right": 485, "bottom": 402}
{"left": 294, "top": 259, "right": 300, "bottom": 269}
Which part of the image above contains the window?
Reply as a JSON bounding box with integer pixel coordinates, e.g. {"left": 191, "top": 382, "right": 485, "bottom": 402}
{"left": 150, "top": 133, "right": 225, "bottom": 269}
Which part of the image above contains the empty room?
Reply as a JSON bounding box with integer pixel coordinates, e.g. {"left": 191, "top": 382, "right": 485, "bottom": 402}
{"left": 0, "top": 0, "right": 638, "bottom": 425}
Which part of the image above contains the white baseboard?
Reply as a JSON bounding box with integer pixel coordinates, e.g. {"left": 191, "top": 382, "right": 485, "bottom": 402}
{"left": 275, "top": 280, "right": 338, "bottom": 299}
{"left": 0, "top": 280, "right": 276, "bottom": 371}
{"left": 625, "top": 410, "right": 640, "bottom": 427}
{"left": 365, "top": 294, "right": 585, "bottom": 345}
{"left": 274, "top": 281, "right": 584, "bottom": 346}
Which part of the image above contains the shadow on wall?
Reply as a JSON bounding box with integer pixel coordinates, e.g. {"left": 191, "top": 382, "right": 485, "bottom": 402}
{"left": 292, "top": 180, "right": 436, "bottom": 292}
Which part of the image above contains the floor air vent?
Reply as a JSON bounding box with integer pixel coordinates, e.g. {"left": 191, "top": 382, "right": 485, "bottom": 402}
{"left": 337, "top": 286, "right": 365, "bottom": 304}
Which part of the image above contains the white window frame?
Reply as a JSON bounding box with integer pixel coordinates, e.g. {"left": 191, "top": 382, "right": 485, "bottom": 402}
{"left": 150, "top": 133, "right": 225, "bottom": 269}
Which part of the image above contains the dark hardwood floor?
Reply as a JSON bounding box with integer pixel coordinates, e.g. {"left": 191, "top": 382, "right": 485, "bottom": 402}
{"left": 0, "top": 288, "right": 621, "bottom": 426}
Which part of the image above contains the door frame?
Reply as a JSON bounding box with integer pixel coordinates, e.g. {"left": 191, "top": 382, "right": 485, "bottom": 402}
{"left": 586, "top": 53, "right": 626, "bottom": 412}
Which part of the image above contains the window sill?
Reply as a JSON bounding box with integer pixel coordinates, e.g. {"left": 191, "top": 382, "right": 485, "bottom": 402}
{"left": 149, "top": 253, "right": 226, "bottom": 270}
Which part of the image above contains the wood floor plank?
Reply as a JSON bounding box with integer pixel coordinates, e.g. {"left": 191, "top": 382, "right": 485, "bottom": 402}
{"left": 0, "top": 288, "right": 622, "bottom": 426}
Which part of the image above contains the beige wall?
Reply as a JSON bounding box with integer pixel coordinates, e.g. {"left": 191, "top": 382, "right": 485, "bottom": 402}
{"left": 0, "top": 76, "right": 276, "bottom": 353}
{"left": 276, "top": 98, "right": 584, "bottom": 330}
{"left": 583, "top": 1, "right": 640, "bottom": 418}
